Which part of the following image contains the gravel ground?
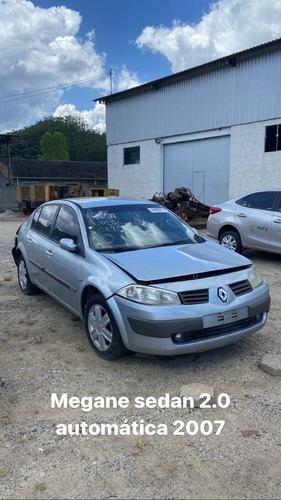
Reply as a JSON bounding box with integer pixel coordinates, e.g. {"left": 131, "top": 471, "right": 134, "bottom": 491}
{"left": 0, "top": 218, "right": 280, "bottom": 500}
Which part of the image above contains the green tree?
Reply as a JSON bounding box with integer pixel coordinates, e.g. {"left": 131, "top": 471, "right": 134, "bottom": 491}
{"left": 39, "top": 131, "right": 69, "bottom": 160}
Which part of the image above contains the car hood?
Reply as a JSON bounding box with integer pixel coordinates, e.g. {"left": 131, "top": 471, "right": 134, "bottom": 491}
{"left": 104, "top": 240, "right": 250, "bottom": 283}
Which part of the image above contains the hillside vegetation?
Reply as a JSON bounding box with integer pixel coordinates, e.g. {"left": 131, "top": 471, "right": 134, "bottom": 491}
{"left": 0, "top": 116, "right": 107, "bottom": 162}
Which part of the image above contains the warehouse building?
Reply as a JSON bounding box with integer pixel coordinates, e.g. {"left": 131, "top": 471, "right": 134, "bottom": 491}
{"left": 97, "top": 37, "right": 281, "bottom": 205}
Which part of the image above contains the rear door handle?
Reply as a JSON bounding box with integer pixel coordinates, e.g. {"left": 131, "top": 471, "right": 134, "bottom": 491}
{"left": 237, "top": 213, "right": 247, "bottom": 218}
{"left": 45, "top": 249, "right": 52, "bottom": 256}
{"left": 26, "top": 237, "right": 32, "bottom": 244}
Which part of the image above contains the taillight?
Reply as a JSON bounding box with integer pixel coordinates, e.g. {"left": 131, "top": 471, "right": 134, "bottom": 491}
{"left": 209, "top": 207, "right": 222, "bottom": 215}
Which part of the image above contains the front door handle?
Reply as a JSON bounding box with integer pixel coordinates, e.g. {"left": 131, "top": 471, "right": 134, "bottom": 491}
{"left": 45, "top": 249, "right": 52, "bottom": 256}
{"left": 273, "top": 218, "right": 281, "bottom": 224}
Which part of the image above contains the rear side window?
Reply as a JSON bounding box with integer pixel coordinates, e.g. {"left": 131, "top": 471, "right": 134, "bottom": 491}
{"left": 250, "top": 192, "right": 276, "bottom": 211}
{"left": 52, "top": 206, "right": 80, "bottom": 244}
{"left": 36, "top": 205, "right": 58, "bottom": 236}
{"left": 236, "top": 192, "right": 276, "bottom": 211}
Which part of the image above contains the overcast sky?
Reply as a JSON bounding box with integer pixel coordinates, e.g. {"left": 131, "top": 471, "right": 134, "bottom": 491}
{"left": 1, "top": 0, "right": 281, "bottom": 133}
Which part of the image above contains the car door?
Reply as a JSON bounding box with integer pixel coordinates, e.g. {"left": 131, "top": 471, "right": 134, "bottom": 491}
{"left": 235, "top": 191, "right": 276, "bottom": 250}
{"left": 25, "top": 204, "right": 58, "bottom": 287}
{"left": 42, "top": 204, "right": 84, "bottom": 313}
{"left": 269, "top": 193, "right": 281, "bottom": 253}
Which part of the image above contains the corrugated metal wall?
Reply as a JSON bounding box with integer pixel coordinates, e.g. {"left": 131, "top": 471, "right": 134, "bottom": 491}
{"left": 106, "top": 51, "right": 281, "bottom": 144}
{"left": 163, "top": 136, "right": 230, "bottom": 205}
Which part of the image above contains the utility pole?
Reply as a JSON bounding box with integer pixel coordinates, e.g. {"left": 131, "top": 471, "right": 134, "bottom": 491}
{"left": 0, "top": 134, "right": 14, "bottom": 186}
{"left": 109, "top": 69, "right": 113, "bottom": 94}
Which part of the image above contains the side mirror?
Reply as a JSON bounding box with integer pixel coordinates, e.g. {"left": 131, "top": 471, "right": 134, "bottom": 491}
{"left": 59, "top": 238, "right": 77, "bottom": 252}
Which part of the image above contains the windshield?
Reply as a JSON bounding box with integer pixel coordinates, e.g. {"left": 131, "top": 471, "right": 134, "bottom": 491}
{"left": 83, "top": 204, "right": 203, "bottom": 252}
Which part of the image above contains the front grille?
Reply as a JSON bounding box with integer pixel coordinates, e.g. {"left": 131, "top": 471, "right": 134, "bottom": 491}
{"left": 179, "top": 289, "right": 209, "bottom": 304}
{"left": 172, "top": 316, "right": 260, "bottom": 344}
{"left": 229, "top": 280, "right": 252, "bottom": 296}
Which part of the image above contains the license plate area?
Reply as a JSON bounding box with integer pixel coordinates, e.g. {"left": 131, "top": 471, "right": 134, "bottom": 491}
{"left": 203, "top": 306, "right": 248, "bottom": 328}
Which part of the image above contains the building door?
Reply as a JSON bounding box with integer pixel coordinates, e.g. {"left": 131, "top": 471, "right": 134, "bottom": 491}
{"left": 163, "top": 135, "right": 230, "bottom": 205}
{"left": 192, "top": 171, "right": 205, "bottom": 202}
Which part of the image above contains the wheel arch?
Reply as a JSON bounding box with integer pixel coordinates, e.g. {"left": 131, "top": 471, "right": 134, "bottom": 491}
{"left": 14, "top": 248, "right": 23, "bottom": 266}
{"left": 218, "top": 224, "right": 241, "bottom": 241}
{"left": 81, "top": 285, "right": 105, "bottom": 317}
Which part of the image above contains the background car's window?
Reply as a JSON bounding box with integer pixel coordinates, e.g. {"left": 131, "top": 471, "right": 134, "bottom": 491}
{"left": 236, "top": 194, "right": 253, "bottom": 207}
{"left": 249, "top": 192, "right": 276, "bottom": 211}
{"left": 36, "top": 205, "right": 58, "bottom": 236}
{"left": 52, "top": 205, "right": 80, "bottom": 244}
{"left": 30, "top": 207, "right": 42, "bottom": 230}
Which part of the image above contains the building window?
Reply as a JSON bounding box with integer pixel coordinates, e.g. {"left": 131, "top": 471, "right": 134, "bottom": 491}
{"left": 124, "top": 146, "right": 140, "bottom": 165}
{"left": 265, "top": 124, "right": 281, "bottom": 152}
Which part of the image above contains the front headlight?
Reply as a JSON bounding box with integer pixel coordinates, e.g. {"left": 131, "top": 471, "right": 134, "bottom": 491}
{"left": 249, "top": 267, "right": 263, "bottom": 289}
{"left": 116, "top": 285, "right": 181, "bottom": 305}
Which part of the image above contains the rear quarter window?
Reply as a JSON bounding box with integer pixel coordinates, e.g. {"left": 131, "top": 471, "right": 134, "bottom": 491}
{"left": 36, "top": 205, "right": 58, "bottom": 236}
{"left": 30, "top": 207, "right": 42, "bottom": 230}
{"left": 236, "top": 194, "right": 253, "bottom": 207}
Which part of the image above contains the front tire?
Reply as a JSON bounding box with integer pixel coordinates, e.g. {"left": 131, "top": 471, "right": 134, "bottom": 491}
{"left": 219, "top": 230, "right": 243, "bottom": 253}
{"left": 18, "top": 256, "right": 38, "bottom": 295}
{"left": 85, "top": 294, "right": 127, "bottom": 360}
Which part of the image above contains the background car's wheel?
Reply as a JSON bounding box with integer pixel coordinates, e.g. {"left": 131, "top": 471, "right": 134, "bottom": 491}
{"left": 219, "top": 230, "right": 243, "bottom": 253}
{"left": 18, "top": 256, "right": 38, "bottom": 295}
{"left": 85, "top": 294, "right": 128, "bottom": 360}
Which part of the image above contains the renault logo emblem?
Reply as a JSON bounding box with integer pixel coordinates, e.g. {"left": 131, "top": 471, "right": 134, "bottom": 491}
{"left": 218, "top": 287, "right": 228, "bottom": 303}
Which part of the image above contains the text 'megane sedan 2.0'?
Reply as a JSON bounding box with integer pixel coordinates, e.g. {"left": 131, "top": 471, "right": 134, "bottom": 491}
{"left": 12, "top": 197, "right": 270, "bottom": 359}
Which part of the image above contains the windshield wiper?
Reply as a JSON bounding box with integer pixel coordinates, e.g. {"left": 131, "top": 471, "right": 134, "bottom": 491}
{"left": 143, "top": 240, "right": 193, "bottom": 249}
{"left": 98, "top": 246, "right": 141, "bottom": 254}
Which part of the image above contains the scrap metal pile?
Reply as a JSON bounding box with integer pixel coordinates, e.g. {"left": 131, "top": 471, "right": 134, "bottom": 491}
{"left": 151, "top": 187, "right": 210, "bottom": 227}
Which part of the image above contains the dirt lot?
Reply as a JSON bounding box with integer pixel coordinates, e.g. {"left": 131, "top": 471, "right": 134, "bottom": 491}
{"left": 0, "top": 218, "right": 280, "bottom": 500}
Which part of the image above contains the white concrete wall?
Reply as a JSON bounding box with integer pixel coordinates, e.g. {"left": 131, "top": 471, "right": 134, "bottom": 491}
{"left": 109, "top": 119, "right": 281, "bottom": 201}
{"left": 229, "top": 118, "right": 281, "bottom": 199}
{"left": 108, "top": 140, "right": 162, "bottom": 199}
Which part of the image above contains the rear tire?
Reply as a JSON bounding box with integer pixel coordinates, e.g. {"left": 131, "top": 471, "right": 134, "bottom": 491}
{"left": 18, "top": 256, "right": 38, "bottom": 295}
{"left": 85, "top": 294, "right": 128, "bottom": 360}
{"left": 219, "top": 230, "right": 243, "bottom": 253}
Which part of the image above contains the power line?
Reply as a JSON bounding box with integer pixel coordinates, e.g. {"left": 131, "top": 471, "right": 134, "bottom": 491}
{"left": 0, "top": 73, "right": 106, "bottom": 104}
{"left": 118, "top": 74, "right": 142, "bottom": 84}
{"left": 0, "top": 70, "right": 141, "bottom": 105}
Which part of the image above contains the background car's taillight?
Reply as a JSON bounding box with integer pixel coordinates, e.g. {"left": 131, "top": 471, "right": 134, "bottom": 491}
{"left": 209, "top": 207, "right": 222, "bottom": 215}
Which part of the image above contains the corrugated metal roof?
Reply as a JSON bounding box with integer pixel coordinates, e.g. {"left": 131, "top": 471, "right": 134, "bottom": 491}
{"left": 96, "top": 37, "right": 281, "bottom": 104}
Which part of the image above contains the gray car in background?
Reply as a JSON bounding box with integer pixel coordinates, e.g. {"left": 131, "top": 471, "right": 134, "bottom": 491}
{"left": 12, "top": 197, "right": 270, "bottom": 360}
{"left": 207, "top": 189, "right": 281, "bottom": 254}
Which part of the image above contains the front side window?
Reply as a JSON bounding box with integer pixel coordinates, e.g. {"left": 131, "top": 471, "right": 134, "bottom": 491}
{"left": 83, "top": 204, "right": 204, "bottom": 253}
{"left": 52, "top": 205, "right": 80, "bottom": 244}
{"left": 36, "top": 205, "right": 58, "bottom": 236}
{"left": 265, "top": 124, "right": 281, "bottom": 152}
{"left": 124, "top": 146, "right": 140, "bottom": 165}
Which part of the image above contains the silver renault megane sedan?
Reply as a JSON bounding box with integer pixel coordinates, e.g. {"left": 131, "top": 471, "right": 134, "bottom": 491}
{"left": 12, "top": 197, "right": 270, "bottom": 359}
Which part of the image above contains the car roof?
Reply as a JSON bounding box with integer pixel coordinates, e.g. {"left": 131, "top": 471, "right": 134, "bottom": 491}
{"left": 56, "top": 197, "right": 156, "bottom": 209}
